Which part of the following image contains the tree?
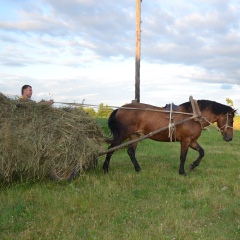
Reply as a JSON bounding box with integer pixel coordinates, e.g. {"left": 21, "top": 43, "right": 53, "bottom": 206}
{"left": 226, "top": 98, "right": 234, "bottom": 107}
{"left": 83, "top": 107, "right": 96, "bottom": 117}
{"left": 97, "top": 103, "right": 113, "bottom": 118}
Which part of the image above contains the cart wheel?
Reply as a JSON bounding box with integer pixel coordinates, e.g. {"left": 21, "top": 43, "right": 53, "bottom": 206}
{"left": 82, "top": 157, "right": 98, "bottom": 171}
{"left": 49, "top": 165, "right": 79, "bottom": 182}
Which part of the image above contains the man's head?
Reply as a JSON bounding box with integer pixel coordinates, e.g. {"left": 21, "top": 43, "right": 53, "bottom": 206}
{"left": 21, "top": 85, "right": 33, "bottom": 99}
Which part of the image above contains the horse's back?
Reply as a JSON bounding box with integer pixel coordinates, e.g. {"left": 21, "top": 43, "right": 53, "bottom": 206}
{"left": 115, "top": 102, "right": 202, "bottom": 142}
{"left": 115, "top": 103, "right": 171, "bottom": 138}
{"left": 122, "top": 102, "right": 160, "bottom": 109}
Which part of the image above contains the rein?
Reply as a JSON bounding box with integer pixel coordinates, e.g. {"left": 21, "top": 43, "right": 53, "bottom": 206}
{"left": 55, "top": 98, "right": 201, "bottom": 143}
{"left": 54, "top": 101, "right": 194, "bottom": 116}
{"left": 55, "top": 100, "right": 233, "bottom": 138}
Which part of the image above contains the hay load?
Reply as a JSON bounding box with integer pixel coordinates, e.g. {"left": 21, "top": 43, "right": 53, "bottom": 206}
{"left": 0, "top": 93, "right": 104, "bottom": 184}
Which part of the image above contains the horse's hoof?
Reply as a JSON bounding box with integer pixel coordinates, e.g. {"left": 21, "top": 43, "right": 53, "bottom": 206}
{"left": 179, "top": 172, "right": 186, "bottom": 176}
{"left": 189, "top": 164, "right": 194, "bottom": 171}
{"left": 135, "top": 167, "right": 141, "bottom": 172}
{"left": 103, "top": 168, "right": 108, "bottom": 174}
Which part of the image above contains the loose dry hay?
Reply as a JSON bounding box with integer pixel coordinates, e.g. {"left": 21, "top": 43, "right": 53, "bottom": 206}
{"left": 0, "top": 93, "right": 104, "bottom": 184}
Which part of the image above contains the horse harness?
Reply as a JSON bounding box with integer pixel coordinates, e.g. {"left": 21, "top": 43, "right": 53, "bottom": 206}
{"left": 166, "top": 97, "right": 204, "bottom": 142}
{"left": 218, "top": 112, "right": 234, "bottom": 134}
{"left": 166, "top": 98, "right": 233, "bottom": 142}
{"left": 165, "top": 103, "right": 178, "bottom": 142}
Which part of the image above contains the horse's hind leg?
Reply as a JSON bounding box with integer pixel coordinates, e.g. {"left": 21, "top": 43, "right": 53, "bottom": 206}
{"left": 127, "top": 133, "right": 141, "bottom": 172}
{"left": 189, "top": 141, "right": 205, "bottom": 171}
{"left": 103, "top": 144, "right": 115, "bottom": 173}
{"left": 179, "top": 140, "right": 191, "bottom": 176}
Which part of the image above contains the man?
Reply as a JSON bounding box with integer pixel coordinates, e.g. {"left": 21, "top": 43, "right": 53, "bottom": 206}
{"left": 19, "top": 85, "right": 54, "bottom": 104}
{"left": 19, "top": 85, "right": 33, "bottom": 100}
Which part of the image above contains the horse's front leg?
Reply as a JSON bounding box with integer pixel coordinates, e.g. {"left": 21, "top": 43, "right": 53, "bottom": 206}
{"left": 189, "top": 141, "right": 205, "bottom": 171}
{"left": 179, "top": 140, "right": 190, "bottom": 176}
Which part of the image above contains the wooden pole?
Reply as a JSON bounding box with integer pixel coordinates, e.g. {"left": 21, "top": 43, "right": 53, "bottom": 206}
{"left": 135, "top": 0, "right": 141, "bottom": 103}
{"left": 98, "top": 115, "right": 195, "bottom": 156}
{"left": 98, "top": 96, "right": 202, "bottom": 157}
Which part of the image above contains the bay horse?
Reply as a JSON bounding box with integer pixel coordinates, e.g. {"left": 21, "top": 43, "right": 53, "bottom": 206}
{"left": 103, "top": 99, "right": 236, "bottom": 175}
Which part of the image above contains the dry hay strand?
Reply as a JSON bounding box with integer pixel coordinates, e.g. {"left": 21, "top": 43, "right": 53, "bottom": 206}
{"left": 0, "top": 93, "right": 104, "bottom": 184}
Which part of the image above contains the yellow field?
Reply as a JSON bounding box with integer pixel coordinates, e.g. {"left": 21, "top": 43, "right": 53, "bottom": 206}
{"left": 234, "top": 115, "right": 240, "bottom": 130}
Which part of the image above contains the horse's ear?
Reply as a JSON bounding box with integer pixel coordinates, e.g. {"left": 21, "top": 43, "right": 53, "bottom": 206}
{"left": 232, "top": 109, "right": 237, "bottom": 115}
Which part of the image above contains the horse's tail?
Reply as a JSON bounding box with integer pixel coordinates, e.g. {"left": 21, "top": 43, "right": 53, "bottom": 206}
{"left": 105, "top": 109, "right": 125, "bottom": 145}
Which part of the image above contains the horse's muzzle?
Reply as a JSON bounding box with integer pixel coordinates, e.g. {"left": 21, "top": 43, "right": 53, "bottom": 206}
{"left": 223, "top": 133, "right": 233, "bottom": 142}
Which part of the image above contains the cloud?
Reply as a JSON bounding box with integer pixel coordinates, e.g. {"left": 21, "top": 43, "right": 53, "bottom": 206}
{"left": 2, "top": 0, "right": 240, "bottom": 70}
{"left": 141, "top": 0, "right": 240, "bottom": 79}
{"left": 0, "top": 0, "right": 240, "bottom": 110}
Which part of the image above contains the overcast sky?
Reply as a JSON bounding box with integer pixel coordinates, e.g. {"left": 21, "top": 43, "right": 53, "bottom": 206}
{"left": 0, "top": 0, "right": 240, "bottom": 110}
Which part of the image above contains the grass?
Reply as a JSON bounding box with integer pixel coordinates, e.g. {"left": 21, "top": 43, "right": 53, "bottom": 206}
{"left": 0, "top": 117, "right": 240, "bottom": 239}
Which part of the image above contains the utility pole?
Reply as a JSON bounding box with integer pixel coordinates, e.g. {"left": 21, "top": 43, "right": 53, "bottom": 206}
{"left": 135, "top": 0, "right": 142, "bottom": 103}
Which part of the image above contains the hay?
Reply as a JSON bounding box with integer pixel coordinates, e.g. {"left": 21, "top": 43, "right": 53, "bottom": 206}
{"left": 0, "top": 93, "right": 104, "bottom": 184}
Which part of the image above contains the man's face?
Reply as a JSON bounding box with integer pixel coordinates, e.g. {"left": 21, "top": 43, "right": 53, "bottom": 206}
{"left": 24, "top": 87, "right": 33, "bottom": 98}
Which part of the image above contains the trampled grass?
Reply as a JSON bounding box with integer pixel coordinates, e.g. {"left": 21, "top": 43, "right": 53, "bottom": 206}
{"left": 0, "top": 118, "right": 240, "bottom": 239}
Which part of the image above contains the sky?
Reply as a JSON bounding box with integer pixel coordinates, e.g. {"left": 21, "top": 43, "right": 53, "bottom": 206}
{"left": 0, "top": 0, "right": 240, "bottom": 111}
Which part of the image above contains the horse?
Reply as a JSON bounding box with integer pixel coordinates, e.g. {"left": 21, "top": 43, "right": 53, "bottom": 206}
{"left": 103, "top": 99, "right": 236, "bottom": 175}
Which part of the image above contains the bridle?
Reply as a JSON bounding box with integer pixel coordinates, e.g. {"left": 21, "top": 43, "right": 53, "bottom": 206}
{"left": 218, "top": 112, "right": 233, "bottom": 134}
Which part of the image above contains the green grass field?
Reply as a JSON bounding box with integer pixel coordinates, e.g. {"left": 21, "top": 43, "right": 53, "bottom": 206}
{"left": 1, "top": 117, "right": 240, "bottom": 239}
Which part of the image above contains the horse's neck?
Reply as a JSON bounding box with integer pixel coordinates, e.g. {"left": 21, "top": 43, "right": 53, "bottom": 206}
{"left": 201, "top": 110, "right": 220, "bottom": 126}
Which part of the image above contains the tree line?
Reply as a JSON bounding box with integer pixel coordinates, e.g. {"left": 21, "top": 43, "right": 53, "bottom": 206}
{"left": 82, "top": 103, "right": 113, "bottom": 118}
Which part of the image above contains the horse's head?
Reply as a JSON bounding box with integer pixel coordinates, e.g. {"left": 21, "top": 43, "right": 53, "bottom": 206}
{"left": 217, "top": 110, "right": 236, "bottom": 142}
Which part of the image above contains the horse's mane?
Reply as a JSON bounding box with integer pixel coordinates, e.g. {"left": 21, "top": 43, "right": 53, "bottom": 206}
{"left": 180, "top": 100, "right": 235, "bottom": 116}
